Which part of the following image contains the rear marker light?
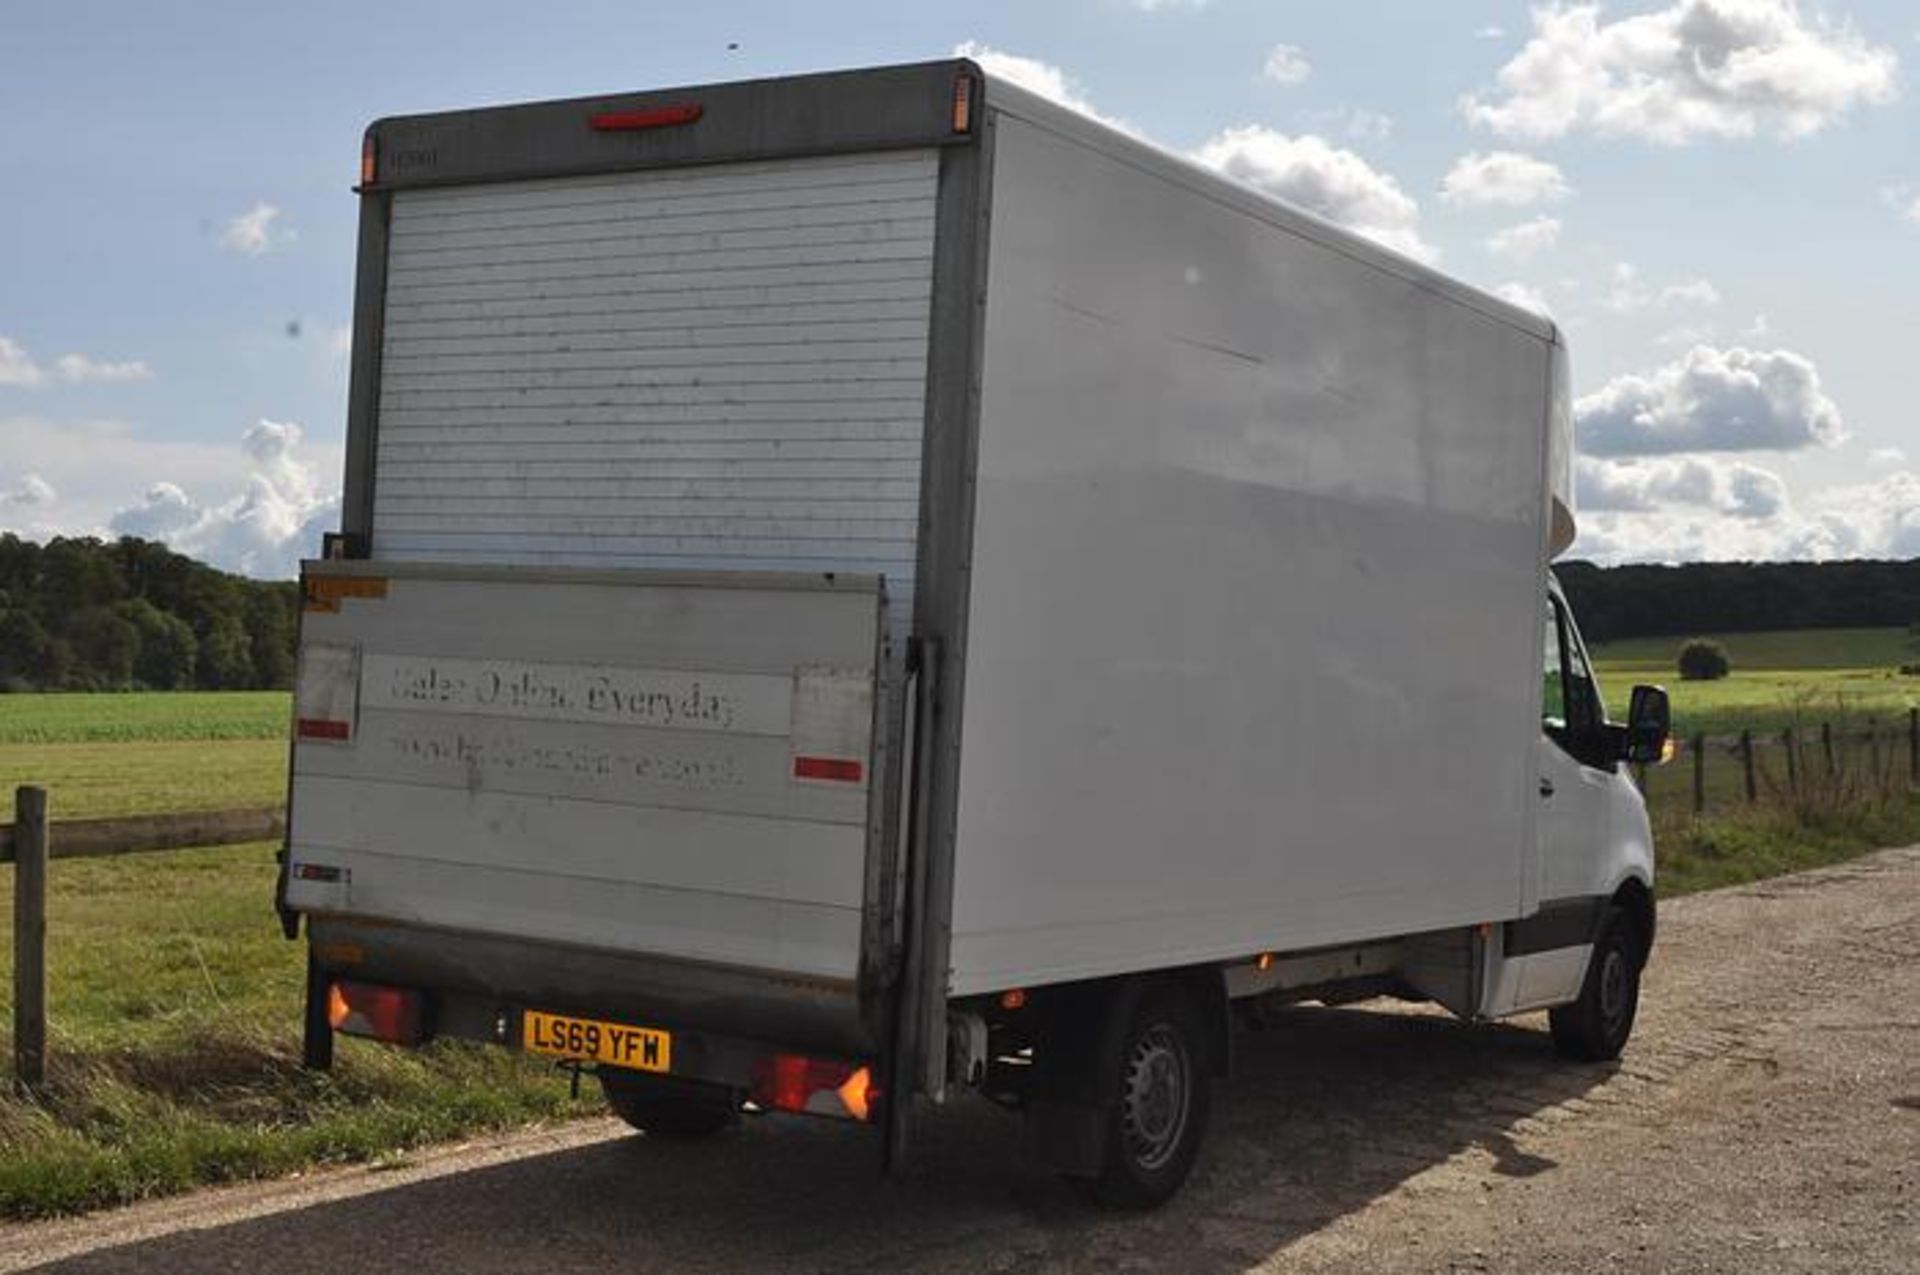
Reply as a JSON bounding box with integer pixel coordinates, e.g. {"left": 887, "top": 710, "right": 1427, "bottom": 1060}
{"left": 750, "top": 1054, "right": 875, "bottom": 1122}
{"left": 360, "top": 132, "right": 376, "bottom": 185}
{"left": 327, "top": 979, "right": 425, "bottom": 1045}
{"left": 296, "top": 717, "right": 350, "bottom": 741}
{"left": 793, "top": 756, "right": 863, "bottom": 784}
{"left": 590, "top": 103, "right": 703, "bottom": 132}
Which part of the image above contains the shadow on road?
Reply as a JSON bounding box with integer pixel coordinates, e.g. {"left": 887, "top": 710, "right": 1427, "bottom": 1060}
{"left": 32, "top": 1005, "right": 1612, "bottom": 1274}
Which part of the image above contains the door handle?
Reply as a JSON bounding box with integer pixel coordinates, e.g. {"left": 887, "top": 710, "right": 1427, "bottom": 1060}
{"left": 1538, "top": 777, "right": 1555, "bottom": 798}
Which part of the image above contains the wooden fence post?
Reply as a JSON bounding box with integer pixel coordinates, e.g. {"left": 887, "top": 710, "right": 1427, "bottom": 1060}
{"left": 1869, "top": 721, "right": 1883, "bottom": 793}
{"left": 1692, "top": 732, "right": 1706, "bottom": 815}
{"left": 1740, "top": 729, "right": 1757, "bottom": 804}
{"left": 1822, "top": 721, "right": 1835, "bottom": 778}
{"left": 12, "top": 785, "right": 48, "bottom": 1093}
{"left": 1782, "top": 726, "right": 1798, "bottom": 795}
{"left": 1909, "top": 707, "right": 1917, "bottom": 788}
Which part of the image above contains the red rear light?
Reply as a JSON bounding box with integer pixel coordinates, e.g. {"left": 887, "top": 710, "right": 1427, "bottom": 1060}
{"left": 750, "top": 1053, "right": 875, "bottom": 1122}
{"left": 590, "top": 103, "right": 703, "bottom": 132}
{"left": 360, "top": 131, "right": 376, "bottom": 185}
{"left": 327, "top": 980, "right": 426, "bottom": 1045}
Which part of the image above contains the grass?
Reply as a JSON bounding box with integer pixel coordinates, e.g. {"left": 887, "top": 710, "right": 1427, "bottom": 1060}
{"left": 1590, "top": 626, "right": 1920, "bottom": 738}
{"left": 0, "top": 740, "right": 288, "bottom": 819}
{"left": 0, "top": 692, "right": 290, "bottom": 745}
{"left": 0, "top": 843, "right": 596, "bottom": 1219}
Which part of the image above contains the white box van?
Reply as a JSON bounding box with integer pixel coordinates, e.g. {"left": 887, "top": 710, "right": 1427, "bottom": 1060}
{"left": 280, "top": 59, "right": 1672, "bottom": 1206}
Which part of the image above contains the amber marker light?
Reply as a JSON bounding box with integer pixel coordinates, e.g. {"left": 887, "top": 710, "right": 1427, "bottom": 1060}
{"left": 1660, "top": 735, "right": 1679, "bottom": 765}
{"left": 951, "top": 72, "right": 975, "bottom": 133}
{"left": 999, "top": 988, "right": 1027, "bottom": 1011}
{"left": 1255, "top": 952, "right": 1274, "bottom": 972}
{"left": 360, "top": 133, "right": 376, "bottom": 186}
{"left": 327, "top": 982, "right": 351, "bottom": 1030}
{"left": 837, "top": 1067, "right": 874, "bottom": 1122}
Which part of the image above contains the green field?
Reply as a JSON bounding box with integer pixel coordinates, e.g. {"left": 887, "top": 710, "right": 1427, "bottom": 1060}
{"left": 1590, "top": 626, "right": 1920, "bottom": 738}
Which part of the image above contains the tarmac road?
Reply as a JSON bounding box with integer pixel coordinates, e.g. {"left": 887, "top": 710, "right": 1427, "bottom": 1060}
{"left": 5, "top": 846, "right": 1917, "bottom": 1274}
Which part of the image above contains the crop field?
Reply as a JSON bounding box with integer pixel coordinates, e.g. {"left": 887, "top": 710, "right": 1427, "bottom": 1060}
{"left": 0, "top": 692, "right": 292, "bottom": 820}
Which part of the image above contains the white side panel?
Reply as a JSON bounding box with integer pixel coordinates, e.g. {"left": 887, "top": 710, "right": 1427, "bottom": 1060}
{"left": 371, "top": 152, "right": 938, "bottom": 625}
{"left": 947, "top": 111, "right": 1553, "bottom": 995}
{"left": 285, "top": 568, "right": 883, "bottom": 982}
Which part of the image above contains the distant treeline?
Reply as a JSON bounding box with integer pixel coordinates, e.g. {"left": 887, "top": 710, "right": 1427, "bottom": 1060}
{"left": 1557, "top": 559, "right": 1920, "bottom": 644}
{"left": 0, "top": 535, "right": 297, "bottom": 692}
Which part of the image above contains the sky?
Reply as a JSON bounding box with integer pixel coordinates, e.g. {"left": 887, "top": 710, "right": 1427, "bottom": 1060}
{"left": 2, "top": 0, "right": 1917, "bottom": 577}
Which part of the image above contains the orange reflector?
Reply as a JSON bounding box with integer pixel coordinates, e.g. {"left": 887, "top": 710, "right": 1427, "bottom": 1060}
{"left": 998, "top": 988, "right": 1027, "bottom": 1011}
{"left": 1660, "top": 735, "right": 1678, "bottom": 765}
{"left": 360, "top": 132, "right": 376, "bottom": 186}
{"left": 303, "top": 574, "right": 388, "bottom": 613}
{"left": 836, "top": 1067, "right": 873, "bottom": 1122}
{"left": 1255, "top": 952, "right": 1274, "bottom": 972}
{"left": 951, "top": 73, "right": 974, "bottom": 133}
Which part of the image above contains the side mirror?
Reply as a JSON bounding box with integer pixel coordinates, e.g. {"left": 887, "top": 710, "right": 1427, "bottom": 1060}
{"left": 1622, "top": 684, "right": 1671, "bottom": 764}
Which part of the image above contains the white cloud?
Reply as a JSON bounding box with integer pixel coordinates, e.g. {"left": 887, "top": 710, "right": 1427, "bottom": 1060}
{"left": 1439, "top": 150, "right": 1571, "bottom": 206}
{"left": 1883, "top": 185, "right": 1920, "bottom": 226}
{"left": 1338, "top": 108, "right": 1394, "bottom": 141}
{"left": 1571, "top": 467, "right": 1920, "bottom": 563}
{"left": 0, "top": 473, "right": 56, "bottom": 508}
{"left": 1263, "top": 44, "right": 1312, "bottom": 86}
{"left": 1132, "top": 0, "right": 1207, "bottom": 8}
{"left": 1193, "top": 126, "right": 1436, "bottom": 262}
{"left": 0, "top": 336, "right": 152, "bottom": 387}
{"left": 1603, "top": 263, "right": 1720, "bottom": 312}
{"left": 1659, "top": 278, "right": 1721, "bottom": 307}
{"left": 221, "top": 202, "right": 288, "bottom": 256}
{"left": 1477, "top": 25, "right": 1507, "bottom": 40}
{"left": 51, "top": 353, "right": 151, "bottom": 384}
{"left": 1744, "top": 313, "right": 1772, "bottom": 337}
{"left": 1485, "top": 215, "right": 1562, "bottom": 260}
{"left": 1655, "top": 323, "right": 1717, "bottom": 349}
{"left": 1576, "top": 345, "right": 1846, "bottom": 457}
{"left": 1464, "top": 1, "right": 1900, "bottom": 145}
{"left": 1575, "top": 454, "right": 1785, "bottom": 517}
{"left": 1493, "top": 282, "right": 1553, "bottom": 316}
{"left": 1870, "top": 446, "right": 1906, "bottom": 466}
{"left": 955, "top": 42, "right": 1125, "bottom": 129}
{"left": 0, "top": 338, "right": 42, "bottom": 387}
{"left": 109, "top": 420, "right": 337, "bottom": 577}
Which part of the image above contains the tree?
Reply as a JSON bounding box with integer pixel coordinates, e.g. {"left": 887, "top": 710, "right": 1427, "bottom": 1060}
{"left": 0, "top": 607, "right": 52, "bottom": 689}
{"left": 64, "top": 605, "right": 140, "bottom": 689}
{"left": 1677, "top": 638, "right": 1730, "bottom": 682}
{"left": 115, "top": 598, "right": 198, "bottom": 689}
{"left": 197, "top": 614, "right": 255, "bottom": 689}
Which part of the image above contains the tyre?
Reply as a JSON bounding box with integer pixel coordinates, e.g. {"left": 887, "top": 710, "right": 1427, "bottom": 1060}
{"left": 1549, "top": 905, "right": 1643, "bottom": 1062}
{"left": 1080, "top": 984, "right": 1213, "bottom": 1209}
{"left": 598, "top": 1069, "right": 739, "bottom": 1139}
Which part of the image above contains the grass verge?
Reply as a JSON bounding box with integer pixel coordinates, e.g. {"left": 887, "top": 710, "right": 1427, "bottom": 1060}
{"left": 0, "top": 844, "right": 596, "bottom": 1220}
{"left": 1655, "top": 792, "right": 1920, "bottom": 897}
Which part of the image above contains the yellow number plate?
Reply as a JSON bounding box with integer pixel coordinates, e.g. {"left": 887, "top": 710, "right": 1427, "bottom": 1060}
{"left": 523, "top": 1010, "right": 672, "bottom": 1073}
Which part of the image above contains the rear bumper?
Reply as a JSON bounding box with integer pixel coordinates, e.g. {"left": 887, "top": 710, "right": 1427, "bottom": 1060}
{"left": 307, "top": 914, "right": 878, "bottom": 1069}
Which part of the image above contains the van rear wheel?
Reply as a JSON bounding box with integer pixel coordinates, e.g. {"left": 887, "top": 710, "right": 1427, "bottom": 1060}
{"left": 599, "top": 1070, "right": 739, "bottom": 1138}
{"left": 1079, "top": 984, "right": 1212, "bottom": 1209}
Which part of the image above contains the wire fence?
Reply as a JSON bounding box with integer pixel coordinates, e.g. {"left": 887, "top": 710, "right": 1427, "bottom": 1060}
{"left": 1631, "top": 707, "right": 1920, "bottom": 820}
